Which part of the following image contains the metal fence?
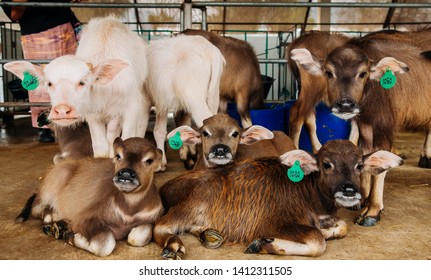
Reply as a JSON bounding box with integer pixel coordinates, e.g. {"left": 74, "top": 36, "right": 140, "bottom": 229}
{"left": 1, "top": 1, "right": 431, "bottom": 117}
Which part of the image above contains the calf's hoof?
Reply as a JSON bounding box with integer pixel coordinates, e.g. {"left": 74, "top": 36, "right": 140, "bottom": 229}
{"left": 199, "top": 228, "right": 224, "bottom": 249}
{"left": 418, "top": 156, "right": 431, "bottom": 169}
{"left": 42, "top": 220, "right": 69, "bottom": 239}
{"left": 161, "top": 248, "right": 184, "bottom": 260}
{"left": 245, "top": 238, "right": 274, "bottom": 254}
{"left": 355, "top": 215, "right": 379, "bottom": 227}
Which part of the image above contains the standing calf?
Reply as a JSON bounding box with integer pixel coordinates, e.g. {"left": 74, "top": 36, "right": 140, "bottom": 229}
{"left": 287, "top": 31, "right": 350, "bottom": 152}
{"left": 154, "top": 140, "right": 403, "bottom": 259}
{"left": 16, "top": 137, "right": 164, "bottom": 257}
{"left": 144, "top": 35, "right": 225, "bottom": 171}
{"left": 4, "top": 16, "right": 149, "bottom": 158}
{"left": 181, "top": 29, "right": 265, "bottom": 128}
{"left": 167, "top": 113, "right": 295, "bottom": 171}
{"left": 290, "top": 28, "right": 431, "bottom": 225}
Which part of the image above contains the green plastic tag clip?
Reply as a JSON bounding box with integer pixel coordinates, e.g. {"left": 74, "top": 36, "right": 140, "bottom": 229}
{"left": 287, "top": 160, "right": 304, "bottom": 183}
{"left": 168, "top": 131, "right": 183, "bottom": 150}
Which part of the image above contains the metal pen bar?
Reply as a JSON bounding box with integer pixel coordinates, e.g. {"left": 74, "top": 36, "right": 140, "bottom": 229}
{"left": 0, "top": 1, "right": 430, "bottom": 9}
{"left": 0, "top": 102, "right": 51, "bottom": 107}
{"left": 0, "top": 2, "right": 182, "bottom": 8}
{"left": 193, "top": 1, "right": 431, "bottom": 8}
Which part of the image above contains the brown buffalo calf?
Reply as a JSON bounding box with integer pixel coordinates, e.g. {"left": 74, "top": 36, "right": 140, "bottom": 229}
{"left": 290, "top": 28, "right": 431, "bottom": 226}
{"left": 154, "top": 140, "right": 403, "bottom": 259}
{"left": 16, "top": 137, "right": 164, "bottom": 256}
{"left": 287, "top": 31, "right": 350, "bottom": 153}
{"left": 167, "top": 113, "right": 295, "bottom": 171}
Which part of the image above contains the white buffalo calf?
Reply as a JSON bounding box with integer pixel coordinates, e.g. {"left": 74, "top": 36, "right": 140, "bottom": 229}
{"left": 145, "top": 35, "right": 225, "bottom": 171}
{"left": 4, "top": 16, "right": 148, "bottom": 158}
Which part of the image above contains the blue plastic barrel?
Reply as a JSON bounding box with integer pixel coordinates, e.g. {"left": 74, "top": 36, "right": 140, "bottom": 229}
{"left": 284, "top": 100, "right": 351, "bottom": 152}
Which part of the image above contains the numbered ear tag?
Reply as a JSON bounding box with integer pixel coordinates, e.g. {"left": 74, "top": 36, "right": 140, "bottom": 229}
{"left": 21, "top": 71, "right": 39, "bottom": 91}
{"left": 287, "top": 160, "right": 304, "bottom": 183}
{"left": 168, "top": 131, "right": 183, "bottom": 150}
{"left": 380, "top": 68, "right": 396, "bottom": 89}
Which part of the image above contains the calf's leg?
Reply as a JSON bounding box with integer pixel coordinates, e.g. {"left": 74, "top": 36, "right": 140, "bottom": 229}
{"left": 245, "top": 225, "right": 326, "bottom": 257}
{"left": 419, "top": 129, "right": 431, "bottom": 168}
{"left": 356, "top": 171, "right": 387, "bottom": 227}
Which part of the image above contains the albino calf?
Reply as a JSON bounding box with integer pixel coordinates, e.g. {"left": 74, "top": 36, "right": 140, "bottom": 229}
{"left": 16, "top": 137, "right": 164, "bottom": 257}
{"left": 145, "top": 35, "right": 225, "bottom": 171}
{"left": 167, "top": 113, "right": 296, "bottom": 171}
{"left": 4, "top": 16, "right": 149, "bottom": 158}
{"left": 155, "top": 140, "right": 403, "bottom": 259}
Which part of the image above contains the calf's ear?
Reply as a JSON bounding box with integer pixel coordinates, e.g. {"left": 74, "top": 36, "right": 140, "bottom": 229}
{"left": 3, "top": 61, "right": 44, "bottom": 81}
{"left": 280, "top": 150, "right": 318, "bottom": 175}
{"left": 167, "top": 126, "right": 201, "bottom": 145}
{"left": 363, "top": 150, "right": 404, "bottom": 175}
{"left": 289, "top": 48, "right": 323, "bottom": 76}
{"left": 92, "top": 59, "right": 129, "bottom": 85}
{"left": 370, "top": 57, "right": 409, "bottom": 81}
{"left": 240, "top": 125, "right": 274, "bottom": 145}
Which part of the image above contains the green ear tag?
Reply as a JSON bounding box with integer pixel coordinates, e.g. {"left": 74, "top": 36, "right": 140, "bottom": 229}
{"left": 287, "top": 160, "right": 304, "bottom": 183}
{"left": 380, "top": 68, "right": 396, "bottom": 89}
{"left": 168, "top": 131, "right": 183, "bottom": 150}
{"left": 21, "top": 71, "right": 39, "bottom": 91}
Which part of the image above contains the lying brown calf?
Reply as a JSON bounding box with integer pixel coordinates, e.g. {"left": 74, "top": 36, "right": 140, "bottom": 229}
{"left": 16, "top": 137, "right": 164, "bottom": 257}
{"left": 167, "top": 113, "right": 295, "bottom": 171}
{"left": 155, "top": 140, "right": 403, "bottom": 259}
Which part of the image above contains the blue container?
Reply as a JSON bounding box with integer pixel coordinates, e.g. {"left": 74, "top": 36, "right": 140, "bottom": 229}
{"left": 227, "top": 102, "right": 285, "bottom": 131}
{"left": 284, "top": 100, "right": 351, "bottom": 152}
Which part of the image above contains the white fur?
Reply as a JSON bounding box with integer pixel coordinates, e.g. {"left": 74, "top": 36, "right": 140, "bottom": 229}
{"left": 4, "top": 16, "right": 149, "bottom": 158}
{"left": 128, "top": 224, "right": 153, "bottom": 247}
{"left": 145, "top": 35, "right": 225, "bottom": 170}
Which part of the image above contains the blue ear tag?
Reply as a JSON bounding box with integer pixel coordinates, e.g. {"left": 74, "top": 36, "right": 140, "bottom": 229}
{"left": 380, "top": 68, "right": 396, "bottom": 89}
{"left": 287, "top": 160, "right": 304, "bottom": 183}
{"left": 168, "top": 131, "right": 183, "bottom": 150}
{"left": 21, "top": 71, "right": 39, "bottom": 90}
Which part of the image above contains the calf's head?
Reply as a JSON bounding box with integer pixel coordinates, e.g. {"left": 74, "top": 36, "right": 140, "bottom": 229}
{"left": 280, "top": 140, "right": 403, "bottom": 208}
{"left": 112, "top": 137, "right": 162, "bottom": 193}
{"left": 167, "top": 113, "right": 274, "bottom": 168}
{"left": 290, "top": 46, "right": 409, "bottom": 120}
{"left": 3, "top": 55, "right": 129, "bottom": 126}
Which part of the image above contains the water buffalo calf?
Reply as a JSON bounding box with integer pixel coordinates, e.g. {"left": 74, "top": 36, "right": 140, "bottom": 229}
{"left": 16, "top": 137, "right": 164, "bottom": 257}
{"left": 154, "top": 140, "right": 403, "bottom": 259}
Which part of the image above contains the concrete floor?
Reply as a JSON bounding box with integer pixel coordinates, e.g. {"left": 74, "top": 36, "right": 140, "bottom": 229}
{"left": 0, "top": 115, "right": 430, "bottom": 260}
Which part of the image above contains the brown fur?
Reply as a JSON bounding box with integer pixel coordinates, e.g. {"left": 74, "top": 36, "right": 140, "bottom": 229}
{"left": 298, "top": 28, "right": 431, "bottom": 225}
{"left": 175, "top": 30, "right": 266, "bottom": 169}
{"left": 17, "top": 137, "right": 164, "bottom": 256}
{"left": 154, "top": 140, "right": 403, "bottom": 259}
{"left": 182, "top": 29, "right": 265, "bottom": 126}
{"left": 193, "top": 114, "right": 296, "bottom": 170}
{"left": 168, "top": 113, "right": 296, "bottom": 172}
{"left": 287, "top": 31, "right": 350, "bottom": 152}
{"left": 51, "top": 122, "right": 93, "bottom": 164}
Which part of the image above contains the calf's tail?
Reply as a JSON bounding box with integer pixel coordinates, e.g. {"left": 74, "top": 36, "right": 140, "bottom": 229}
{"left": 15, "top": 193, "right": 36, "bottom": 223}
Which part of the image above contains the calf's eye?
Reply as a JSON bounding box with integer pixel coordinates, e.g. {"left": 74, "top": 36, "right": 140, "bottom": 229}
{"left": 358, "top": 72, "right": 367, "bottom": 79}
{"left": 47, "top": 82, "right": 52, "bottom": 87}
{"left": 79, "top": 81, "right": 86, "bottom": 86}
{"left": 323, "top": 162, "right": 332, "bottom": 170}
{"left": 202, "top": 131, "right": 210, "bottom": 137}
{"left": 325, "top": 71, "right": 334, "bottom": 79}
{"left": 356, "top": 163, "right": 364, "bottom": 171}
{"left": 115, "top": 154, "right": 121, "bottom": 161}
{"left": 146, "top": 159, "right": 154, "bottom": 165}
{"left": 231, "top": 131, "right": 239, "bottom": 138}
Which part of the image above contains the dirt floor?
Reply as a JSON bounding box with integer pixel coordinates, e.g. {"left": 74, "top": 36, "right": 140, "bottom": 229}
{"left": 0, "top": 115, "right": 430, "bottom": 260}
